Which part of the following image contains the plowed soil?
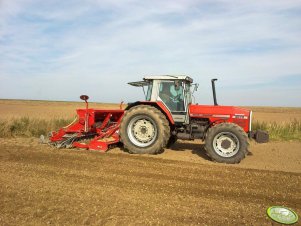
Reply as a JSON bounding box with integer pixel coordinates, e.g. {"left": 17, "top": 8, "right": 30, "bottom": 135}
{"left": 1, "top": 138, "right": 300, "bottom": 225}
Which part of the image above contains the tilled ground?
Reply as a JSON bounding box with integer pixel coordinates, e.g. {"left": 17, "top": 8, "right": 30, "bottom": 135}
{"left": 0, "top": 138, "right": 300, "bottom": 225}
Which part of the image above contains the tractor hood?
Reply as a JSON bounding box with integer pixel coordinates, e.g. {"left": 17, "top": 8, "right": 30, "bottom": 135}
{"left": 189, "top": 104, "right": 251, "bottom": 132}
{"left": 189, "top": 105, "right": 250, "bottom": 118}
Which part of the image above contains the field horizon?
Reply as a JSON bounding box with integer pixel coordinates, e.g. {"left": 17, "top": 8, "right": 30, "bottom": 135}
{"left": 1, "top": 99, "right": 301, "bottom": 114}
{"left": 1, "top": 98, "right": 301, "bottom": 109}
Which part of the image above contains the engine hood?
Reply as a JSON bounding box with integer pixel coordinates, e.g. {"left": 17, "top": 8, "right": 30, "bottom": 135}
{"left": 189, "top": 105, "right": 250, "bottom": 117}
{"left": 189, "top": 104, "right": 252, "bottom": 132}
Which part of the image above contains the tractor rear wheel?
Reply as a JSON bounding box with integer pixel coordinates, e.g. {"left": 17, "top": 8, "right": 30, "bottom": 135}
{"left": 205, "top": 123, "right": 248, "bottom": 164}
{"left": 120, "top": 105, "right": 170, "bottom": 154}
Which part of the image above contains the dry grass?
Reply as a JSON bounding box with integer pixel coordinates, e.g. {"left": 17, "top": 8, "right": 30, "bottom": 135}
{"left": 252, "top": 119, "right": 301, "bottom": 141}
{"left": 0, "top": 117, "right": 73, "bottom": 138}
{"left": 1, "top": 116, "right": 300, "bottom": 141}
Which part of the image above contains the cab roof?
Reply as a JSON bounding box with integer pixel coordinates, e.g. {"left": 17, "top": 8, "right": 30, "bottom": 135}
{"left": 128, "top": 75, "right": 193, "bottom": 87}
{"left": 143, "top": 75, "right": 193, "bottom": 83}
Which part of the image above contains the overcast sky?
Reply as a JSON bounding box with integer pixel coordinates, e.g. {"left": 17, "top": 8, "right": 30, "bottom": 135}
{"left": 0, "top": 0, "right": 301, "bottom": 106}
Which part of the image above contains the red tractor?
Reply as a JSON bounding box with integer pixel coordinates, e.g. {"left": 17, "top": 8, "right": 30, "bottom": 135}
{"left": 42, "top": 75, "right": 268, "bottom": 164}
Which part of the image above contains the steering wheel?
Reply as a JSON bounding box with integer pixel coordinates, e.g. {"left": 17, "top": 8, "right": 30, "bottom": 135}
{"left": 170, "top": 94, "right": 181, "bottom": 102}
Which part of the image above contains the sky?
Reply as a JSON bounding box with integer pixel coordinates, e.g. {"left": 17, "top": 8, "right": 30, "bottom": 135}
{"left": 0, "top": 0, "right": 301, "bottom": 107}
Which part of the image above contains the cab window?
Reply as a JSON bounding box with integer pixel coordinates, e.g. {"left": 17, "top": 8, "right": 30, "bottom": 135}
{"left": 158, "top": 81, "right": 185, "bottom": 111}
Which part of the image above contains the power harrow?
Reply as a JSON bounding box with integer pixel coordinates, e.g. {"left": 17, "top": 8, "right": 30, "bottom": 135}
{"left": 41, "top": 95, "right": 124, "bottom": 152}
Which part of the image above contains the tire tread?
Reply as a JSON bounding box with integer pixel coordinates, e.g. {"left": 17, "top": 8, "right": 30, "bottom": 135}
{"left": 205, "top": 122, "right": 249, "bottom": 164}
{"left": 120, "top": 105, "right": 170, "bottom": 154}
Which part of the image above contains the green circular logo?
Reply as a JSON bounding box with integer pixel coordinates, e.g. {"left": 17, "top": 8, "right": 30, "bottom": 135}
{"left": 267, "top": 206, "right": 299, "bottom": 225}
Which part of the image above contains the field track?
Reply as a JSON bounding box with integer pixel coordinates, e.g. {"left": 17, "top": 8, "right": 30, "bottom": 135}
{"left": 1, "top": 138, "right": 300, "bottom": 225}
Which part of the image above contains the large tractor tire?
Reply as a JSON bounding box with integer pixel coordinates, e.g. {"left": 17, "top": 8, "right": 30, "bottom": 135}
{"left": 205, "top": 123, "right": 248, "bottom": 164}
{"left": 120, "top": 105, "right": 170, "bottom": 154}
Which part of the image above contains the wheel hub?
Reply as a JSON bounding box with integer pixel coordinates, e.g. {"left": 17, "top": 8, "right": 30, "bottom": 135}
{"left": 221, "top": 139, "right": 231, "bottom": 149}
{"left": 132, "top": 119, "right": 155, "bottom": 143}
{"left": 140, "top": 127, "right": 147, "bottom": 134}
{"left": 213, "top": 132, "right": 240, "bottom": 157}
{"left": 128, "top": 116, "right": 157, "bottom": 147}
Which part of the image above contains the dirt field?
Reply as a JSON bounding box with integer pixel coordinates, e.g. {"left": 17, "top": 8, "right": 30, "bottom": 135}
{"left": 1, "top": 138, "right": 300, "bottom": 225}
{"left": 0, "top": 100, "right": 301, "bottom": 225}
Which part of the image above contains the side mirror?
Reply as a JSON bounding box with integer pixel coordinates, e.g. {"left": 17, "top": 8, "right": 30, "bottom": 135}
{"left": 80, "top": 95, "right": 89, "bottom": 101}
{"left": 194, "top": 83, "right": 199, "bottom": 92}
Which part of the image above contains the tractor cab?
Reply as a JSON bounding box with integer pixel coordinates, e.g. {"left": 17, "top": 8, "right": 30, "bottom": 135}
{"left": 128, "top": 75, "right": 194, "bottom": 124}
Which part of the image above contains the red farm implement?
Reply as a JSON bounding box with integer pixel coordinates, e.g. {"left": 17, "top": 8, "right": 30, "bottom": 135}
{"left": 44, "top": 95, "right": 124, "bottom": 152}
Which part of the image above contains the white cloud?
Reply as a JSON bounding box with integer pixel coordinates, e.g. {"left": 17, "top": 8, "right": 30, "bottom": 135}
{"left": 0, "top": 0, "right": 301, "bottom": 106}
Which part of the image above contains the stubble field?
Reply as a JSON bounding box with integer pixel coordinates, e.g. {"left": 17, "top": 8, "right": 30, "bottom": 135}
{"left": 0, "top": 99, "right": 300, "bottom": 225}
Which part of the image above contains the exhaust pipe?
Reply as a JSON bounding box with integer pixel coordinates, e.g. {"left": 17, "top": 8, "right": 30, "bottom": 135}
{"left": 211, "top": 78, "right": 218, "bottom": 106}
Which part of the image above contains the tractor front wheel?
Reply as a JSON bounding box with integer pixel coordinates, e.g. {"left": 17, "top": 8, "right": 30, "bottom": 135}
{"left": 205, "top": 123, "right": 248, "bottom": 164}
{"left": 120, "top": 105, "right": 170, "bottom": 154}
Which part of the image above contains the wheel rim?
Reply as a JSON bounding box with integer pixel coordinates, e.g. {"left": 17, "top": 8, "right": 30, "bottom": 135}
{"left": 127, "top": 115, "right": 158, "bottom": 147}
{"left": 212, "top": 132, "right": 240, "bottom": 157}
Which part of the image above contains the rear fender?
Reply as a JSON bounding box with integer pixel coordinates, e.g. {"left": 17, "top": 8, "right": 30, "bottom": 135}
{"left": 126, "top": 101, "right": 175, "bottom": 125}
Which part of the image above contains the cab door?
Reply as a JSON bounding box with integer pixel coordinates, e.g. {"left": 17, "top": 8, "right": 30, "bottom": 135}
{"left": 157, "top": 80, "right": 189, "bottom": 123}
